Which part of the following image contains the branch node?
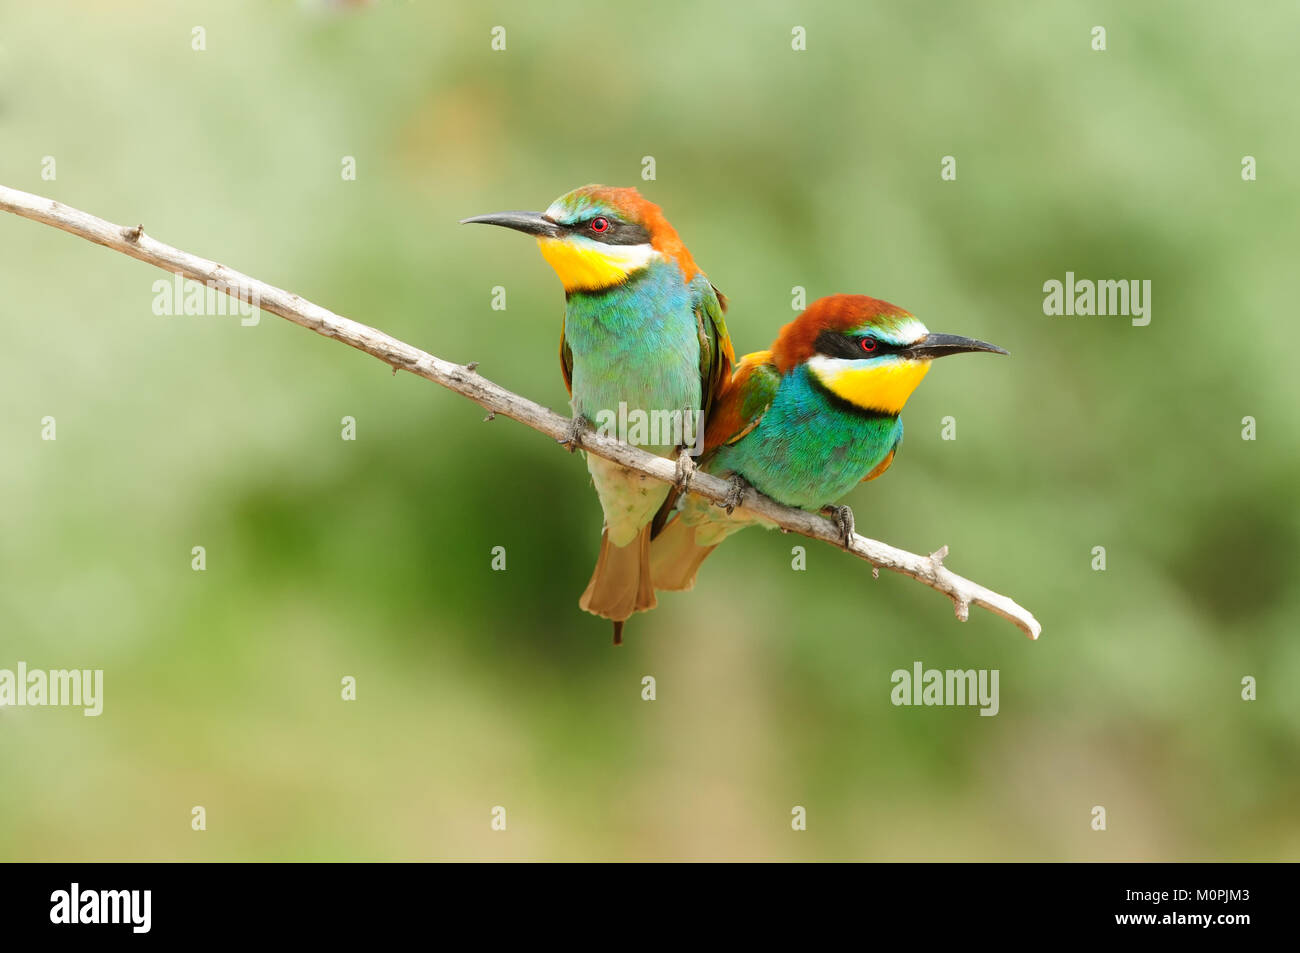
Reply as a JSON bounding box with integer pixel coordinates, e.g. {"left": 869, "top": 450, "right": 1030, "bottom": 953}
{"left": 465, "top": 361, "right": 479, "bottom": 372}
{"left": 953, "top": 598, "right": 971, "bottom": 622}
{"left": 122, "top": 224, "right": 143, "bottom": 243}
{"left": 483, "top": 411, "right": 496, "bottom": 422}
{"left": 929, "top": 545, "right": 949, "bottom": 569}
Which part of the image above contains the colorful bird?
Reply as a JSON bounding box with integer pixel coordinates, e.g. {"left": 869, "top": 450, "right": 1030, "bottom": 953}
{"left": 462, "top": 185, "right": 734, "bottom": 642}
{"left": 650, "top": 294, "right": 1006, "bottom": 591}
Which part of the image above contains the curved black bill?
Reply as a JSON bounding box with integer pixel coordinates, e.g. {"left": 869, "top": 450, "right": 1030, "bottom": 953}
{"left": 459, "top": 210, "right": 561, "bottom": 239}
{"left": 907, "top": 332, "right": 1008, "bottom": 359}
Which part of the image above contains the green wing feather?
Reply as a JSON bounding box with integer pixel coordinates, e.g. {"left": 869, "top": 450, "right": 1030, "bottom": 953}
{"left": 705, "top": 351, "right": 780, "bottom": 451}
{"left": 694, "top": 279, "right": 735, "bottom": 428}
{"left": 559, "top": 327, "right": 574, "bottom": 396}
{"left": 650, "top": 278, "right": 736, "bottom": 538}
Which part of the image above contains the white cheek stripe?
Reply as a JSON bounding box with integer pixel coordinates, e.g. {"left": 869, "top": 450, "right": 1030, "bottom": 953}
{"left": 568, "top": 236, "right": 660, "bottom": 271}
{"left": 808, "top": 355, "right": 858, "bottom": 379}
{"left": 807, "top": 354, "right": 886, "bottom": 383}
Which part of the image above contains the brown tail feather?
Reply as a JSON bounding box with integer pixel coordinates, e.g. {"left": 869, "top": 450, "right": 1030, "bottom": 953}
{"left": 579, "top": 525, "right": 657, "bottom": 624}
{"left": 649, "top": 515, "right": 718, "bottom": 592}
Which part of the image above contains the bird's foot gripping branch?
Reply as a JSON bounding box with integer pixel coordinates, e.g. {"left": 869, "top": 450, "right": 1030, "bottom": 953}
{"left": 0, "top": 183, "right": 1041, "bottom": 640}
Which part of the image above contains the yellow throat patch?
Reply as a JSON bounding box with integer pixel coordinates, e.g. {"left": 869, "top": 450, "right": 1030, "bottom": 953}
{"left": 814, "top": 358, "right": 931, "bottom": 414}
{"left": 537, "top": 237, "right": 653, "bottom": 292}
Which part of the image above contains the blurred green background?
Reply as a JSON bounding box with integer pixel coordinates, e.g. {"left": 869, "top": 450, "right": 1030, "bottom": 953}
{"left": 2, "top": 0, "right": 1297, "bottom": 861}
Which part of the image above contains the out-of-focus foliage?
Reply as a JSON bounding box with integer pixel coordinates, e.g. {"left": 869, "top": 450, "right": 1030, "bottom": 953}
{"left": 1, "top": 1, "right": 1296, "bottom": 860}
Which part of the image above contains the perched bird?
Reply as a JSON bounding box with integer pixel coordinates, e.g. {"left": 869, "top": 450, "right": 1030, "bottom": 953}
{"left": 462, "top": 186, "right": 734, "bottom": 642}
{"left": 650, "top": 294, "right": 1006, "bottom": 591}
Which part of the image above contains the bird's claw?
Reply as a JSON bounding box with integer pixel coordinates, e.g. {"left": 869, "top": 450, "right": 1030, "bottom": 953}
{"left": 721, "top": 473, "right": 749, "bottom": 515}
{"left": 674, "top": 448, "right": 696, "bottom": 492}
{"left": 557, "top": 415, "right": 587, "bottom": 453}
{"left": 822, "top": 503, "right": 856, "bottom": 547}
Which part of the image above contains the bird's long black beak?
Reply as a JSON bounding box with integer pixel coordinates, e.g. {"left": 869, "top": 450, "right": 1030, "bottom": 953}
{"left": 459, "top": 210, "right": 562, "bottom": 239}
{"left": 907, "top": 332, "right": 1008, "bottom": 359}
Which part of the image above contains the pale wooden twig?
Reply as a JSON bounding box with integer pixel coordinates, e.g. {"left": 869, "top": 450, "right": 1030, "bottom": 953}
{"left": 0, "top": 183, "right": 1041, "bottom": 639}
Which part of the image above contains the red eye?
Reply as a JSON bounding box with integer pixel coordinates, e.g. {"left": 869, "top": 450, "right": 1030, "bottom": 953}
{"left": 860, "top": 337, "right": 878, "bottom": 352}
{"left": 589, "top": 217, "right": 610, "bottom": 233}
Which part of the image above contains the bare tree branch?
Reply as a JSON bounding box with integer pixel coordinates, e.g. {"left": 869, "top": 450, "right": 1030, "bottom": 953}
{"left": 0, "top": 183, "right": 1041, "bottom": 639}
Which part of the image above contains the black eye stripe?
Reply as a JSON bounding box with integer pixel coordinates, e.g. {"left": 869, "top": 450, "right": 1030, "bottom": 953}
{"left": 813, "top": 329, "right": 903, "bottom": 359}
{"left": 567, "top": 218, "right": 652, "bottom": 246}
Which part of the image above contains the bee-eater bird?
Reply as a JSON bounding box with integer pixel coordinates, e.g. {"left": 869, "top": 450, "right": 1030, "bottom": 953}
{"left": 462, "top": 186, "right": 734, "bottom": 642}
{"left": 650, "top": 294, "right": 1006, "bottom": 592}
